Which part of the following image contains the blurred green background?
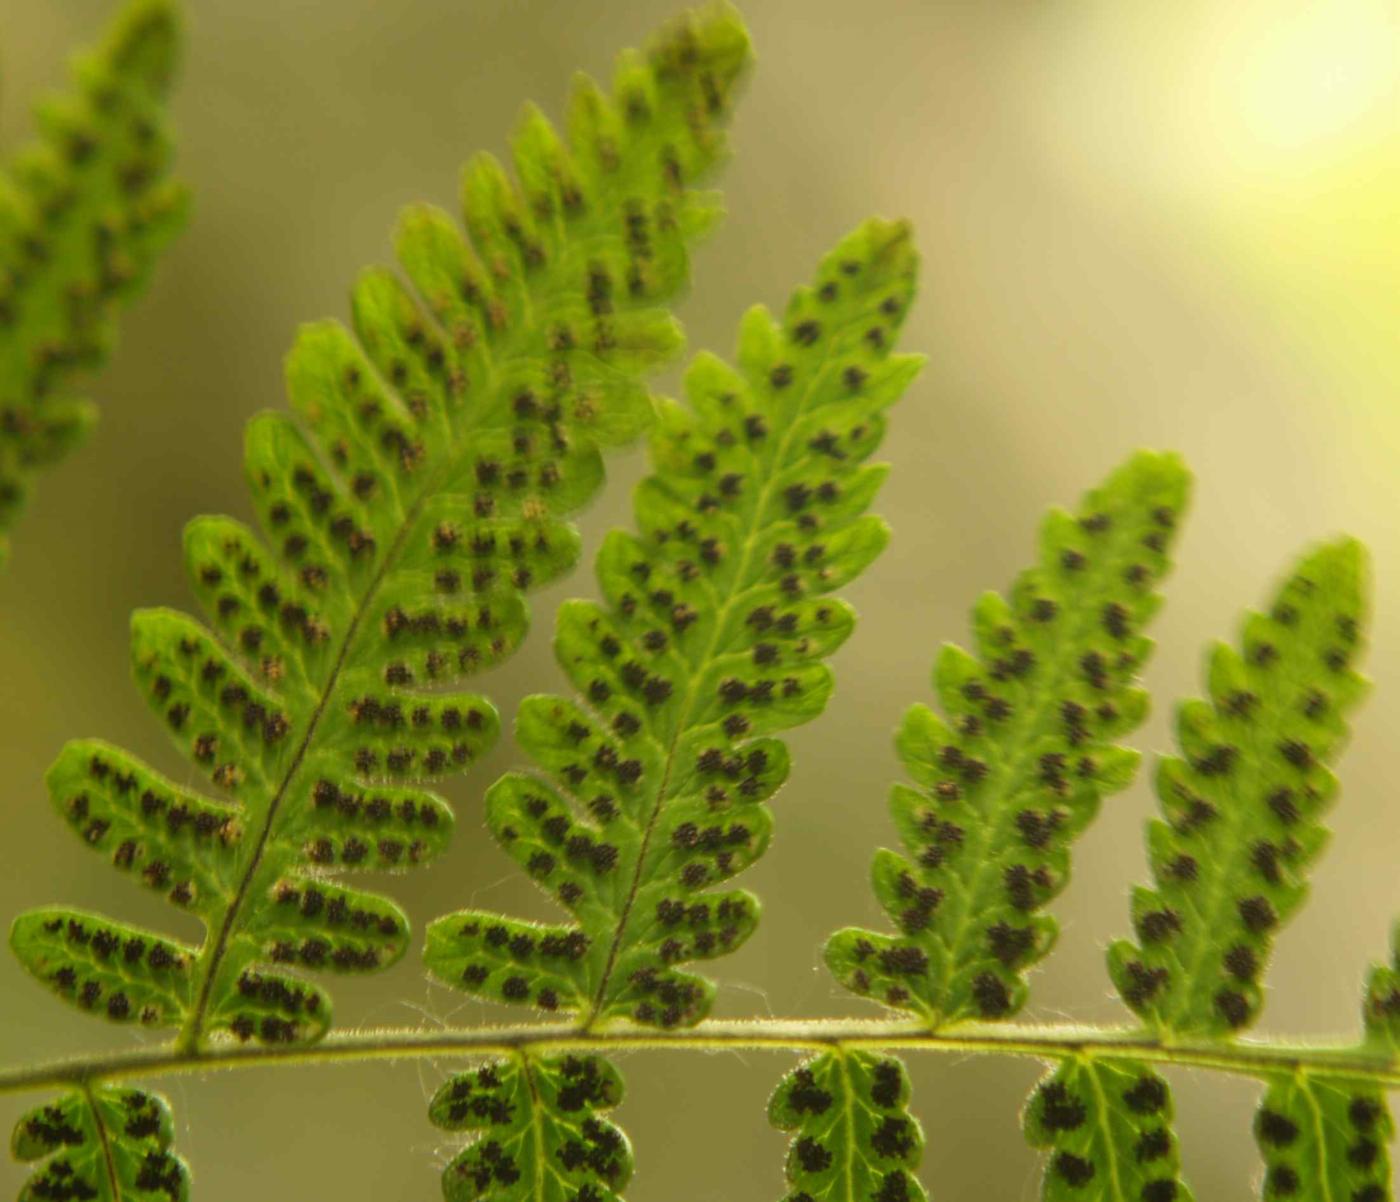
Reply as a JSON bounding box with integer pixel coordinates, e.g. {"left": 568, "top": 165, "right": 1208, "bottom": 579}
{"left": 0, "top": 0, "right": 1396, "bottom": 1196}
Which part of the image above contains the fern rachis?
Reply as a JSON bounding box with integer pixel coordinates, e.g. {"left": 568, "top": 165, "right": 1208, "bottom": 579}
{"left": 4, "top": 3, "right": 1400, "bottom": 1201}
{"left": 9, "top": 338, "right": 1400, "bottom": 1202}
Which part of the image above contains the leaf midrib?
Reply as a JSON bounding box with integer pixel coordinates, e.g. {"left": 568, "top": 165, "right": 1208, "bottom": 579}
{"left": 835, "top": 1049, "right": 860, "bottom": 1202}
{"left": 1085, "top": 1059, "right": 1128, "bottom": 1202}
{"left": 80, "top": 1082, "right": 120, "bottom": 1202}
{"left": 519, "top": 1051, "right": 552, "bottom": 1202}
{"left": 1297, "top": 1071, "right": 1338, "bottom": 1202}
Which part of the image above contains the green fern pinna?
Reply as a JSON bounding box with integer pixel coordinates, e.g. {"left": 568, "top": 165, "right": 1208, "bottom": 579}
{"left": 0, "top": 0, "right": 187, "bottom": 569}
{"left": 3, "top": 5, "right": 1399, "bottom": 1202}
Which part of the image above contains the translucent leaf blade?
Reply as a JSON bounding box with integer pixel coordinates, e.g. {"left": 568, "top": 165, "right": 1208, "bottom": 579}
{"left": 13, "top": 1085, "right": 189, "bottom": 1202}
{"left": 9, "top": 907, "right": 195, "bottom": 1028}
{"left": 1023, "top": 1059, "right": 1192, "bottom": 1202}
{"left": 1107, "top": 538, "right": 1369, "bottom": 1036}
{"left": 1253, "top": 1074, "right": 1391, "bottom": 1202}
{"left": 0, "top": 0, "right": 188, "bottom": 564}
{"left": 426, "top": 217, "right": 924, "bottom": 1028}
{"left": 428, "top": 1054, "right": 632, "bottom": 1202}
{"left": 1246, "top": 922, "right": 1400, "bottom": 1202}
{"left": 12, "top": 2, "right": 754, "bottom": 1067}
{"left": 45, "top": 738, "right": 242, "bottom": 915}
{"left": 826, "top": 450, "right": 1191, "bottom": 1025}
{"left": 768, "top": 1050, "right": 928, "bottom": 1202}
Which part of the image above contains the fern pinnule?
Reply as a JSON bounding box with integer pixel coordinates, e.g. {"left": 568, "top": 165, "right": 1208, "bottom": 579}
{"left": 1023, "top": 1059, "right": 1191, "bottom": 1202}
{"left": 825, "top": 450, "right": 1190, "bottom": 1026}
{"left": 428, "top": 1054, "right": 631, "bottom": 1202}
{"left": 13, "top": 1084, "right": 189, "bottom": 1202}
{"left": 769, "top": 1051, "right": 927, "bottom": 1202}
{"left": 1252, "top": 1072, "right": 1390, "bottom": 1202}
{"left": 12, "top": 904, "right": 201, "bottom": 1030}
{"left": 0, "top": 0, "right": 187, "bottom": 568}
{"left": 424, "top": 216, "right": 923, "bottom": 1033}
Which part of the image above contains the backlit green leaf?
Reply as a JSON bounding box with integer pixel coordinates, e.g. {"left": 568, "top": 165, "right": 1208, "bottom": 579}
{"left": 1245, "top": 921, "right": 1400, "bottom": 1202}
{"left": 10, "top": 907, "right": 195, "bottom": 1029}
{"left": 12, "top": 1085, "right": 189, "bottom": 1202}
{"left": 1107, "top": 539, "right": 1369, "bottom": 1037}
{"left": 0, "top": 0, "right": 188, "bottom": 567}
{"left": 428, "top": 1054, "right": 631, "bottom": 1202}
{"left": 13, "top": 3, "right": 752, "bottom": 1059}
{"left": 1251, "top": 1073, "right": 1390, "bottom": 1202}
{"left": 826, "top": 451, "right": 1190, "bottom": 1025}
{"left": 769, "top": 1050, "right": 928, "bottom": 1202}
{"left": 1023, "top": 1058, "right": 1192, "bottom": 1202}
{"left": 425, "top": 217, "right": 923, "bottom": 1028}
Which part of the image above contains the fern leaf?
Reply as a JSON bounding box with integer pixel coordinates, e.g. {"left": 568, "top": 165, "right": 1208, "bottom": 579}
{"left": 428, "top": 1054, "right": 631, "bottom": 1202}
{"left": 1022, "top": 1058, "right": 1192, "bottom": 1202}
{"left": 825, "top": 451, "right": 1190, "bottom": 1026}
{"left": 0, "top": 0, "right": 188, "bottom": 567}
{"left": 1363, "top": 920, "right": 1400, "bottom": 1047}
{"left": 11, "top": 1, "right": 752, "bottom": 1060}
{"left": 1251, "top": 1074, "right": 1390, "bottom": 1202}
{"left": 1107, "top": 539, "right": 1368, "bottom": 1036}
{"left": 11, "top": 906, "right": 196, "bottom": 1028}
{"left": 424, "top": 217, "right": 923, "bottom": 1028}
{"left": 1245, "top": 922, "right": 1400, "bottom": 1202}
{"left": 12, "top": 1085, "right": 189, "bottom": 1202}
{"left": 768, "top": 1050, "right": 928, "bottom": 1202}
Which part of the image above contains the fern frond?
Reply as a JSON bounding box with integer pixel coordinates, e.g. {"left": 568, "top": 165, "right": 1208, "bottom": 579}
{"left": 12, "top": 1084, "right": 189, "bottom": 1202}
{"left": 1107, "top": 539, "right": 1368, "bottom": 1037}
{"left": 1022, "top": 1058, "right": 1192, "bottom": 1202}
{"left": 1252, "top": 1073, "right": 1390, "bottom": 1202}
{"left": 424, "top": 217, "right": 923, "bottom": 1029}
{"left": 0, "top": 0, "right": 187, "bottom": 567}
{"left": 11, "top": 0, "right": 752, "bottom": 1063}
{"left": 428, "top": 1054, "right": 631, "bottom": 1202}
{"left": 1245, "top": 922, "right": 1400, "bottom": 1202}
{"left": 768, "top": 1050, "right": 927, "bottom": 1202}
{"left": 825, "top": 451, "right": 1190, "bottom": 1026}
{"left": 1363, "top": 921, "right": 1400, "bottom": 1048}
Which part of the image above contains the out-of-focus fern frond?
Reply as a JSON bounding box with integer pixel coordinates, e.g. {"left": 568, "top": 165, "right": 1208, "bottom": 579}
{"left": 0, "top": 0, "right": 188, "bottom": 567}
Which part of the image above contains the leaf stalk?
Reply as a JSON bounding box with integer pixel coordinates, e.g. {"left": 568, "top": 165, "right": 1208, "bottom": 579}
{"left": 3, "top": 1019, "right": 1398, "bottom": 1095}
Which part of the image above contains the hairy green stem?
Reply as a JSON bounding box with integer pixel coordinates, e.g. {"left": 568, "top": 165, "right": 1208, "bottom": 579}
{"left": 3, "top": 1019, "right": 1399, "bottom": 1096}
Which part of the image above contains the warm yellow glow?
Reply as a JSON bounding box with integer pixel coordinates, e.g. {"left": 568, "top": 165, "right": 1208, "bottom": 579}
{"left": 1026, "top": 0, "right": 1399, "bottom": 398}
{"left": 1206, "top": 2, "right": 1396, "bottom": 159}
